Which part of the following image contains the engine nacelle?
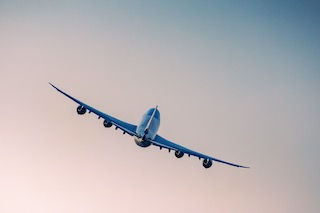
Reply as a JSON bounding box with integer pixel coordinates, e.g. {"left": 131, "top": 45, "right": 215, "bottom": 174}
{"left": 175, "top": 150, "right": 184, "bottom": 158}
{"left": 103, "top": 119, "right": 112, "bottom": 128}
{"left": 77, "top": 105, "right": 87, "bottom": 115}
{"left": 202, "top": 159, "right": 213, "bottom": 169}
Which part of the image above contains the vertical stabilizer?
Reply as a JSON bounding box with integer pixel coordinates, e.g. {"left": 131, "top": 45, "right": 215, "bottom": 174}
{"left": 144, "top": 105, "right": 158, "bottom": 133}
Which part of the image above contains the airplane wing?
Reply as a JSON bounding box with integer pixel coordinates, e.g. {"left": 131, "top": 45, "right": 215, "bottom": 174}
{"left": 49, "top": 83, "right": 137, "bottom": 136}
{"left": 149, "top": 135, "right": 249, "bottom": 168}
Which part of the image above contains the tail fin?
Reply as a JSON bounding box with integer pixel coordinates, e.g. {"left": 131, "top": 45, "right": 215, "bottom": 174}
{"left": 144, "top": 105, "right": 158, "bottom": 132}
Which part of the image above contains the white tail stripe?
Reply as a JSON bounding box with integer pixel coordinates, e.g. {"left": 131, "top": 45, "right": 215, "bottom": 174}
{"left": 145, "top": 105, "right": 158, "bottom": 132}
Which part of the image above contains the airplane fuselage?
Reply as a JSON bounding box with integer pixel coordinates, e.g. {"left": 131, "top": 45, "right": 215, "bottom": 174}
{"left": 134, "top": 108, "right": 160, "bottom": 147}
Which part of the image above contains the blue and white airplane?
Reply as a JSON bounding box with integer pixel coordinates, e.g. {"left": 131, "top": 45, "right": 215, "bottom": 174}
{"left": 49, "top": 83, "right": 249, "bottom": 169}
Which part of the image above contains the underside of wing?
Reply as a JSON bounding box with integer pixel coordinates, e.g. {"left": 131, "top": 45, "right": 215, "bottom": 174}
{"left": 149, "top": 134, "right": 249, "bottom": 168}
{"left": 49, "top": 83, "right": 137, "bottom": 136}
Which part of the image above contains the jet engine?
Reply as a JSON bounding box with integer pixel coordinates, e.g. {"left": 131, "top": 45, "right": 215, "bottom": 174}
{"left": 202, "top": 159, "right": 213, "bottom": 169}
{"left": 175, "top": 150, "right": 184, "bottom": 158}
{"left": 77, "top": 105, "right": 86, "bottom": 115}
{"left": 103, "top": 119, "right": 112, "bottom": 128}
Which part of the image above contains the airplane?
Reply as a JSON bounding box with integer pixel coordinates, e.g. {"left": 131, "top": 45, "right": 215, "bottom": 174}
{"left": 49, "top": 83, "right": 249, "bottom": 169}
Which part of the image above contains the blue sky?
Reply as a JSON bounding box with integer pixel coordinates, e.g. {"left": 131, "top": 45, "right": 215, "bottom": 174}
{"left": 1, "top": 1, "right": 319, "bottom": 212}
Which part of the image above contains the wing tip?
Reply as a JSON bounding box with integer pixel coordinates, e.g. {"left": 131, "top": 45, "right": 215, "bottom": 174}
{"left": 48, "top": 82, "right": 55, "bottom": 88}
{"left": 48, "top": 82, "right": 59, "bottom": 91}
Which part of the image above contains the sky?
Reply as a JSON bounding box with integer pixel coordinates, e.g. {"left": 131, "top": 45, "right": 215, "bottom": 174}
{"left": 1, "top": 1, "right": 320, "bottom": 212}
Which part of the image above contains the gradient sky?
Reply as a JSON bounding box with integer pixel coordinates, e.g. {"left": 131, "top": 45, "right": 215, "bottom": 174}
{"left": 1, "top": 1, "right": 319, "bottom": 213}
